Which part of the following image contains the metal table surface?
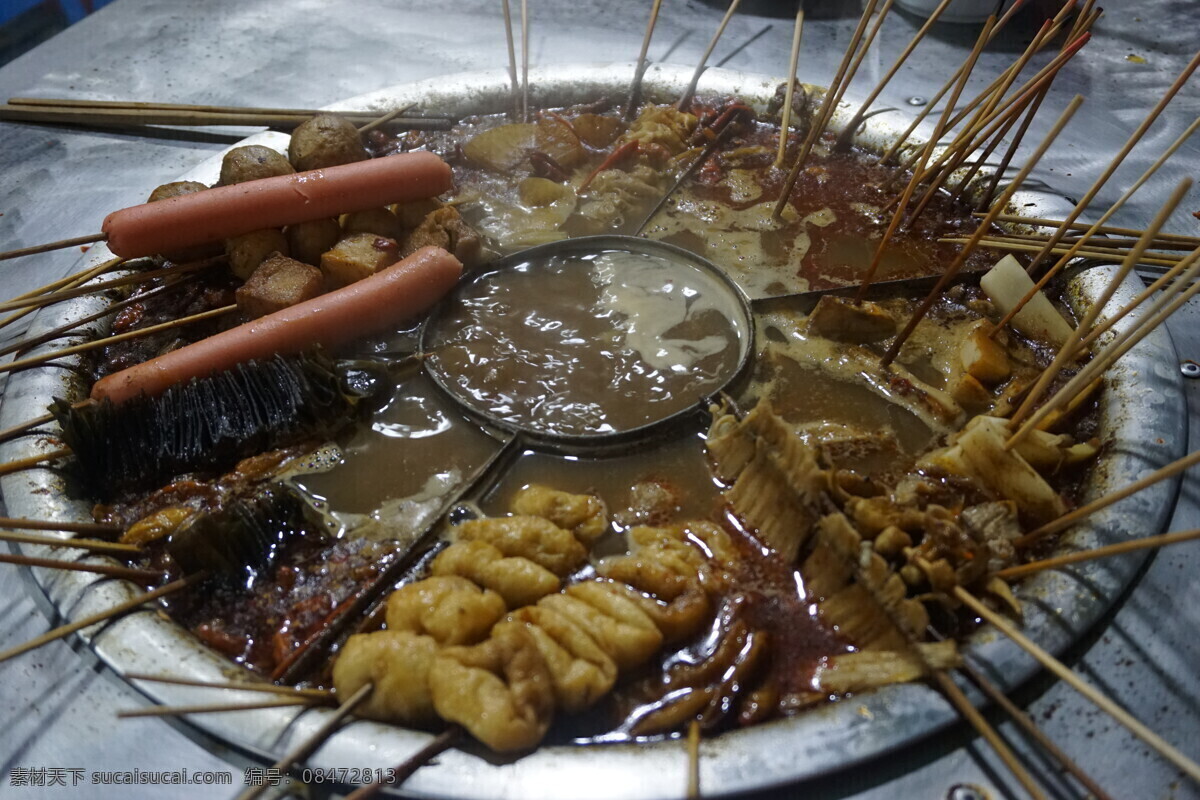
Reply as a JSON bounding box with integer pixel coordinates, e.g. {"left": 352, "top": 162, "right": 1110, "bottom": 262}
{"left": 0, "top": 1, "right": 1197, "bottom": 798}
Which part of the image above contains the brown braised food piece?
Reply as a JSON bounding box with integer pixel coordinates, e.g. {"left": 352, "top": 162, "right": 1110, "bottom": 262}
{"left": 235, "top": 253, "right": 324, "bottom": 318}
{"left": 319, "top": 232, "right": 400, "bottom": 287}
{"left": 219, "top": 145, "right": 295, "bottom": 186}
{"left": 226, "top": 228, "right": 289, "bottom": 280}
{"left": 285, "top": 217, "right": 341, "bottom": 266}
{"left": 288, "top": 113, "right": 369, "bottom": 171}
{"left": 341, "top": 207, "right": 404, "bottom": 240}
{"left": 807, "top": 296, "right": 897, "bottom": 344}
{"left": 401, "top": 206, "right": 482, "bottom": 267}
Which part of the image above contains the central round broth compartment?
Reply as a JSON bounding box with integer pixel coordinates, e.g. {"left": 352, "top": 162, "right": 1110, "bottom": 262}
{"left": 423, "top": 238, "right": 753, "bottom": 441}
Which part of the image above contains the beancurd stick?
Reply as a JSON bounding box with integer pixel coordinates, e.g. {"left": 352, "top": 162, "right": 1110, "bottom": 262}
{"left": 1007, "top": 247, "right": 1200, "bottom": 448}
{"left": 676, "top": 0, "right": 745, "bottom": 111}
{"left": 856, "top": 17, "right": 995, "bottom": 302}
{"left": 998, "top": 529, "right": 1200, "bottom": 580}
{"left": 988, "top": 115, "right": 1200, "bottom": 339}
{"left": 772, "top": 0, "right": 880, "bottom": 220}
{"left": 773, "top": 9, "right": 805, "bottom": 169}
{"left": 880, "top": 95, "right": 1084, "bottom": 368}
{"left": 955, "top": 587, "right": 1200, "bottom": 784}
{"left": 1007, "top": 179, "right": 1192, "bottom": 430}
{"left": 234, "top": 682, "right": 374, "bottom": 800}
{"left": 0, "top": 304, "right": 237, "bottom": 376}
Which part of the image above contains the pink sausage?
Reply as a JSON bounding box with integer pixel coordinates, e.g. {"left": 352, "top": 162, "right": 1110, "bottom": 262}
{"left": 92, "top": 246, "right": 462, "bottom": 405}
{"left": 102, "top": 151, "right": 452, "bottom": 258}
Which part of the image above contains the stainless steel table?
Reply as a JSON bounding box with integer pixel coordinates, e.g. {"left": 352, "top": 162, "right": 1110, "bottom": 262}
{"left": 0, "top": 1, "right": 1197, "bottom": 798}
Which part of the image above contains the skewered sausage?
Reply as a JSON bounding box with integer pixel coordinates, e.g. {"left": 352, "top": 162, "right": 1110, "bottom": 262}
{"left": 100, "top": 151, "right": 452, "bottom": 259}
{"left": 91, "top": 246, "right": 462, "bottom": 404}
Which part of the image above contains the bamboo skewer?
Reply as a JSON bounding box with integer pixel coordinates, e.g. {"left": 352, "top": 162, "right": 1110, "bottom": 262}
{"left": 0, "top": 276, "right": 192, "bottom": 359}
{"left": 0, "top": 516, "right": 121, "bottom": 535}
{"left": 235, "top": 682, "right": 374, "bottom": 800}
{"left": 0, "top": 552, "right": 159, "bottom": 582}
{"left": 1007, "top": 246, "right": 1200, "bottom": 448}
{"left": 501, "top": 0, "right": 520, "bottom": 120}
{"left": 0, "top": 257, "right": 125, "bottom": 336}
{"left": 118, "top": 698, "right": 320, "bottom": 718}
{"left": 1075, "top": 248, "right": 1200, "bottom": 354}
{"left": 957, "top": 660, "right": 1116, "bottom": 800}
{"left": 520, "top": 0, "right": 530, "bottom": 122}
{"left": 0, "top": 304, "right": 237, "bottom": 376}
{"left": 985, "top": 213, "right": 1200, "bottom": 247}
{"left": 0, "top": 260, "right": 217, "bottom": 314}
{"left": 0, "top": 447, "right": 73, "bottom": 478}
{"left": 880, "top": 95, "right": 1083, "bottom": 368}
{"left": 677, "top": 0, "right": 745, "bottom": 111}
{"left": 0, "top": 530, "right": 136, "bottom": 554}
{"left": 998, "top": 528, "right": 1200, "bottom": 580}
{"left": 955, "top": 586, "right": 1200, "bottom": 784}
{"left": 835, "top": 0, "right": 955, "bottom": 151}
{"left": 987, "top": 114, "right": 1200, "bottom": 340}
{"left": 949, "top": 237, "right": 1184, "bottom": 268}
{"left": 1007, "top": 181, "right": 1192, "bottom": 429}
{"left": 0, "top": 105, "right": 452, "bottom": 131}
{"left": 687, "top": 719, "right": 702, "bottom": 799}
{"left": 773, "top": 9, "right": 805, "bottom": 169}
{"left": 342, "top": 727, "right": 462, "bottom": 800}
{"left": 625, "top": 0, "right": 665, "bottom": 120}
{"left": 0, "top": 233, "right": 104, "bottom": 263}
{"left": 819, "top": 0, "right": 897, "bottom": 135}
{"left": 772, "top": 0, "right": 880, "bottom": 220}
{"left": 1019, "top": 448, "right": 1200, "bottom": 548}
{"left": 856, "top": 18, "right": 995, "bottom": 302}
{"left": 0, "top": 411, "right": 57, "bottom": 446}
{"left": 1021, "top": 48, "right": 1199, "bottom": 277}
{"left": 124, "top": 672, "right": 335, "bottom": 699}
{"left": 637, "top": 124, "right": 737, "bottom": 235}
{"left": 0, "top": 574, "right": 198, "bottom": 664}
{"left": 7, "top": 96, "right": 451, "bottom": 122}
{"left": 356, "top": 104, "right": 415, "bottom": 135}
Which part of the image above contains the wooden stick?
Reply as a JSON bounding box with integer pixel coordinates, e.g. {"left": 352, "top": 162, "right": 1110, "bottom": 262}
{"left": 957, "top": 660, "right": 1115, "bottom": 800}
{"left": 0, "top": 304, "right": 236, "bottom": 375}
{"left": 520, "top": 0, "right": 530, "bottom": 123}
{"left": 773, "top": 9, "right": 805, "bottom": 169}
{"left": 0, "top": 552, "right": 159, "bottom": 582}
{"left": 0, "top": 233, "right": 105, "bottom": 263}
{"left": 7, "top": 97, "right": 449, "bottom": 121}
{"left": 342, "top": 727, "right": 462, "bottom": 800}
{"left": 0, "top": 257, "right": 125, "bottom": 337}
{"left": 857, "top": 18, "right": 995, "bottom": 302}
{"left": 0, "top": 530, "right": 136, "bottom": 554}
{"left": 0, "top": 574, "right": 198, "bottom": 664}
{"left": 624, "top": 0, "right": 665, "bottom": 120}
{"left": 880, "top": 95, "right": 1083, "bottom": 368}
{"left": 677, "top": 0, "right": 745, "bottom": 111}
{"left": 875, "top": 0, "right": 1036, "bottom": 165}
{"left": 1008, "top": 246, "right": 1200, "bottom": 448}
{"left": 501, "top": 0, "right": 520, "bottom": 120}
{"left": 1019, "top": 448, "right": 1200, "bottom": 547}
{"left": 0, "top": 447, "right": 73, "bottom": 478}
{"left": 0, "top": 259, "right": 216, "bottom": 313}
{"left": 1007, "top": 180, "right": 1191, "bottom": 429}
{"left": 985, "top": 213, "right": 1200, "bottom": 247}
{"left": 0, "top": 515, "right": 120, "bottom": 535}
{"left": 235, "top": 682, "right": 374, "bottom": 800}
{"left": 124, "top": 672, "right": 335, "bottom": 699}
{"left": 772, "top": 0, "right": 880, "bottom": 220}
{"left": 356, "top": 104, "right": 415, "bottom": 135}
{"left": 988, "top": 114, "right": 1200, "bottom": 341}
{"left": 821, "top": 0, "right": 897, "bottom": 133}
{"left": 836, "top": 0, "right": 955, "bottom": 151}
{"left": 955, "top": 586, "right": 1200, "bottom": 784}
{"left": 637, "top": 123, "right": 737, "bottom": 235}
{"left": 0, "top": 276, "right": 191, "bottom": 359}
{"left": 0, "top": 105, "right": 452, "bottom": 131}
{"left": 0, "top": 411, "right": 57, "bottom": 446}
{"left": 999, "top": 528, "right": 1200, "bottom": 580}
{"left": 118, "top": 698, "right": 319, "bottom": 718}
{"left": 687, "top": 719, "right": 702, "bottom": 799}
{"left": 951, "top": 237, "right": 1182, "bottom": 268}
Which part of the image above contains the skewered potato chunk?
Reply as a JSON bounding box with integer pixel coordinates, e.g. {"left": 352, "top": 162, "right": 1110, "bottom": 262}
{"left": 225, "top": 229, "right": 289, "bottom": 280}
{"left": 341, "top": 207, "right": 403, "bottom": 240}
{"left": 219, "top": 145, "right": 294, "bottom": 186}
{"left": 288, "top": 113, "right": 368, "bottom": 171}
{"left": 319, "top": 232, "right": 399, "bottom": 288}
{"left": 235, "top": 253, "right": 323, "bottom": 319}
{"left": 285, "top": 217, "right": 340, "bottom": 266}
{"left": 401, "top": 206, "right": 482, "bottom": 267}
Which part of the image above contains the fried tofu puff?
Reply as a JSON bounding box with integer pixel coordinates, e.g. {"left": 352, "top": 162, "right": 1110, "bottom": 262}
{"left": 385, "top": 576, "right": 506, "bottom": 646}
{"left": 510, "top": 485, "right": 609, "bottom": 545}
{"left": 454, "top": 515, "right": 588, "bottom": 577}
{"left": 332, "top": 630, "right": 439, "bottom": 724}
{"left": 431, "top": 540, "right": 560, "bottom": 609}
